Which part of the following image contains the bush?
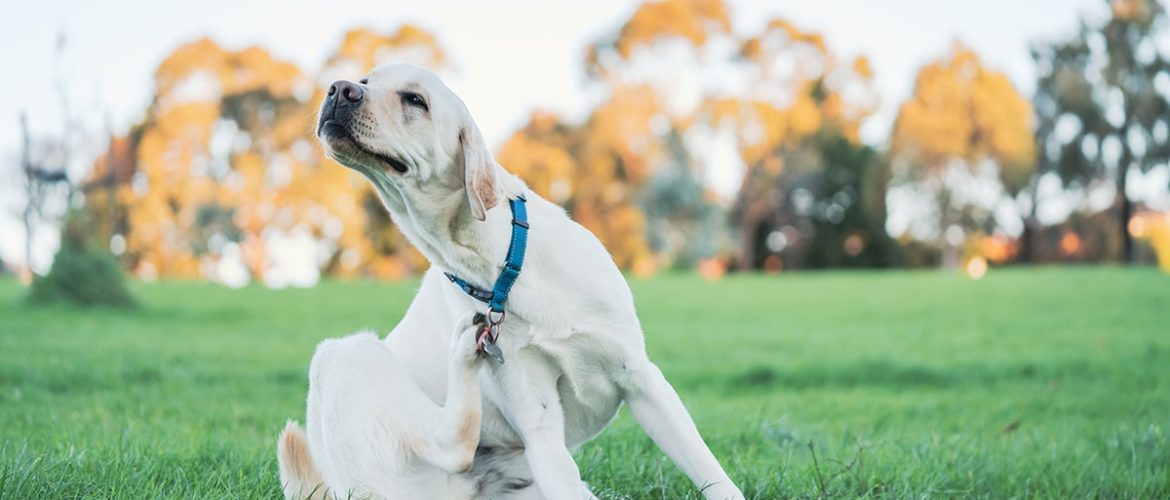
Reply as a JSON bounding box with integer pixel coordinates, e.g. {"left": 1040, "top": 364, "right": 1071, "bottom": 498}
{"left": 27, "top": 215, "right": 136, "bottom": 308}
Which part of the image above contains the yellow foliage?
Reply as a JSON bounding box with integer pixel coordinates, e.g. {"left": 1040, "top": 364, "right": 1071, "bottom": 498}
{"left": 105, "top": 28, "right": 446, "bottom": 282}
{"left": 616, "top": 0, "right": 732, "bottom": 58}
{"left": 1131, "top": 212, "right": 1170, "bottom": 272}
{"left": 98, "top": 2, "right": 889, "bottom": 279}
{"left": 497, "top": 110, "right": 653, "bottom": 270}
{"left": 727, "top": 17, "right": 876, "bottom": 166}
{"left": 326, "top": 24, "right": 449, "bottom": 73}
{"left": 892, "top": 44, "right": 1035, "bottom": 190}
{"left": 853, "top": 56, "right": 874, "bottom": 79}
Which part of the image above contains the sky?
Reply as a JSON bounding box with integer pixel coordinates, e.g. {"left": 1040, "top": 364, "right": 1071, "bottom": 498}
{"left": 0, "top": 0, "right": 1115, "bottom": 268}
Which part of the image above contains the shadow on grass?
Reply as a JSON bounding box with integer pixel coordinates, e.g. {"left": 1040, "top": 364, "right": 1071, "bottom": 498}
{"left": 712, "top": 358, "right": 1098, "bottom": 392}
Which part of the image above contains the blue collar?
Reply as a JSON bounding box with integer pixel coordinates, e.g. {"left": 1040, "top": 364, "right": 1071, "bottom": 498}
{"left": 444, "top": 195, "right": 529, "bottom": 314}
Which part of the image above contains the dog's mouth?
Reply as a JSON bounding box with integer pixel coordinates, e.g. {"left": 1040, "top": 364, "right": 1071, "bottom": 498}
{"left": 319, "top": 120, "right": 410, "bottom": 174}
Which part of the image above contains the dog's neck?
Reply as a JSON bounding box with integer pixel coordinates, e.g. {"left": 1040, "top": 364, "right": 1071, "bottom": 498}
{"left": 375, "top": 165, "right": 523, "bottom": 289}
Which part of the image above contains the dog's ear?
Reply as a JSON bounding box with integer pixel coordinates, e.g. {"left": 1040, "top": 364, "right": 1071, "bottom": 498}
{"left": 458, "top": 125, "right": 499, "bottom": 221}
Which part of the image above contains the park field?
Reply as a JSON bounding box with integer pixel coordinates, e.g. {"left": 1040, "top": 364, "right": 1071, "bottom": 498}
{"left": 0, "top": 267, "right": 1168, "bottom": 498}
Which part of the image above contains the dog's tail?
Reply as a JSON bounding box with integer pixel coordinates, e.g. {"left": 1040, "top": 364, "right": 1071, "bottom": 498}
{"left": 277, "top": 420, "right": 332, "bottom": 500}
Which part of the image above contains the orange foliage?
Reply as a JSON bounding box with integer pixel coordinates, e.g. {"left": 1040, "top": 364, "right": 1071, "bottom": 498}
{"left": 94, "top": 0, "right": 890, "bottom": 280}
{"left": 104, "top": 27, "right": 449, "bottom": 282}
{"left": 497, "top": 110, "right": 654, "bottom": 270}
{"left": 891, "top": 44, "right": 1035, "bottom": 192}
{"left": 324, "top": 24, "right": 449, "bottom": 75}
{"left": 704, "top": 17, "right": 877, "bottom": 181}
{"left": 531, "top": 0, "right": 877, "bottom": 271}
{"left": 613, "top": 0, "right": 731, "bottom": 58}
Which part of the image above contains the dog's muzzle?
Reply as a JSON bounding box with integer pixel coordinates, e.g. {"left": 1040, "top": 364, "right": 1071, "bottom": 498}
{"left": 315, "top": 80, "right": 410, "bottom": 174}
{"left": 317, "top": 80, "right": 364, "bottom": 140}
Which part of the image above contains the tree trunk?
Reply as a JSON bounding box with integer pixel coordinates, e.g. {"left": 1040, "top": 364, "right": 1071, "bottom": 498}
{"left": 937, "top": 187, "right": 960, "bottom": 268}
{"left": 738, "top": 207, "right": 761, "bottom": 271}
{"left": 19, "top": 113, "right": 34, "bottom": 275}
{"left": 1018, "top": 175, "right": 1042, "bottom": 263}
{"left": 1117, "top": 153, "right": 1134, "bottom": 264}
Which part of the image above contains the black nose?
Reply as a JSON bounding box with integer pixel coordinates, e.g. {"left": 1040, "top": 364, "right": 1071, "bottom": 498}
{"left": 328, "top": 80, "right": 364, "bottom": 104}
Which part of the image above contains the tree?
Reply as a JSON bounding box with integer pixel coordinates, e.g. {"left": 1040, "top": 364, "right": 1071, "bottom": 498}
{"left": 499, "top": 0, "right": 739, "bottom": 272}
{"left": 91, "top": 25, "right": 450, "bottom": 284}
{"left": 1031, "top": 0, "right": 1170, "bottom": 262}
{"left": 19, "top": 113, "right": 71, "bottom": 277}
{"left": 513, "top": 0, "right": 881, "bottom": 272}
{"left": 638, "top": 129, "right": 727, "bottom": 269}
{"left": 18, "top": 32, "right": 85, "bottom": 277}
{"left": 496, "top": 110, "right": 655, "bottom": 272}
{"left": 890, "top": 44, "right": 1035, "bottom": 266}
{"left": 720, "top": 20, "right": 880, "bottom": 270}
{"left": 732, "top": 131, "right": 898, "bottom": 270}
{"left": 19, "top": 32, "right": 136, "bottom": 307}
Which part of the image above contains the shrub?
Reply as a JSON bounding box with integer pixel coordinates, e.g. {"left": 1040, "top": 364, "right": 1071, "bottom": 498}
{"left": 27, "top": 215, "right": 136, "bottom": 308}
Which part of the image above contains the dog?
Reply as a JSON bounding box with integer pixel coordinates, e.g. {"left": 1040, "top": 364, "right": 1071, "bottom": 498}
{"left": 282, "top": 62, "right": 743, "bottom": 500}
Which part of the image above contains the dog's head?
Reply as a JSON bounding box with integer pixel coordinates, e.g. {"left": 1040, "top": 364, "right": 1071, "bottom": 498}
{"left": 316, "top": 63, "right": 499, "bottom": 221}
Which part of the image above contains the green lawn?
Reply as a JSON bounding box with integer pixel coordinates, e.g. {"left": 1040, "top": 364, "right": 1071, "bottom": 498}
{"left": 1, "top": 267, "right": 1167, "bottom": 498}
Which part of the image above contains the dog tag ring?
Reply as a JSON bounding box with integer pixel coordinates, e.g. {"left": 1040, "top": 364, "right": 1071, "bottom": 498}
{"left": 471, "top": 312, "right": 504, "bottom": 364}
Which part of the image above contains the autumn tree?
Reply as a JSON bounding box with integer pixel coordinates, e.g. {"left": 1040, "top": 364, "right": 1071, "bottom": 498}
{"left": 1031, "top": 0, "right": 1170, "bottom": 262}
{"left": 121, "top": 38, "right": 306, "bottom": 280}
{"left": 592, "top": 5, "right": 881, "bottom": 270}
{"left": 500, "top": 0, "right": 737, "bottom": 272}
{"left": 502, "top": 0, "right": 880, "bottom": 272}
{"left": 890, "top": 44, "right": 1035, "bottom": 266}
{"left": 719, "top": 20, "right": 880, "bottom": 270}
{"left": 92, "top": 25, "right": 450, "bottom": 284}
{"left": 496, "top": 109, "right": 656, "bottom": 272}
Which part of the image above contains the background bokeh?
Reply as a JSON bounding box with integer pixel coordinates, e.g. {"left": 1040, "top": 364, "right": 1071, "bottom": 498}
{"left": 4, "top": 0, "right": 1169, "bottom": 288}
{"left": 2, "top": 2, "right": 1170, "bottom": 498}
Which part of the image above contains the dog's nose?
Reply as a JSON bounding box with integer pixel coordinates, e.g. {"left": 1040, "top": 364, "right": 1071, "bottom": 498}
{"left": 328, "top": 80, "right": 364, "bottom": 104}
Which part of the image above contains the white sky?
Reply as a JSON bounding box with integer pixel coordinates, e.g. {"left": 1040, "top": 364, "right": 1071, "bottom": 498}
{"left": 0, "top": 0, "right": 1117, "bottom": 267}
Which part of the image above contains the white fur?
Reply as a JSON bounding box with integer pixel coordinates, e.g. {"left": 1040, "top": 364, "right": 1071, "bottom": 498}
{"left": 279, "top": 317, "right": 504, "bottom": 499}
{"left": 282, "top": 63, "right": 743, "bottom": 500}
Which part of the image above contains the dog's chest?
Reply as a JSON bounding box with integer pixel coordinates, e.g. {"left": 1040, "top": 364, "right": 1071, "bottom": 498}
{"left": 479, "top": 327, "right": 625, "bottom": 449}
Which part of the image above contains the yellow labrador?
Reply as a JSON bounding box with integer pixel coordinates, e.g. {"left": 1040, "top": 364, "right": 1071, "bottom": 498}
{"left": 278, "top": 63, "right": 743, "bottom": 500}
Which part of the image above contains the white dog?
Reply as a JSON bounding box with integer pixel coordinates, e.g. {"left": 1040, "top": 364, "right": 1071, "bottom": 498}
{"left": 278, "top": 63, "right": 743, "bottom": 500}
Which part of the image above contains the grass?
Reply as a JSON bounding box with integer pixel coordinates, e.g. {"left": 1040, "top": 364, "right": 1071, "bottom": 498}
{"left": 0, "top": 267, "right": 1167, "bottom": 498}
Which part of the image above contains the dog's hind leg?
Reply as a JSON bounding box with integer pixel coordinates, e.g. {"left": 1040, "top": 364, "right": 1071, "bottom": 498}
{"left": 276, "top": 420, "right": 332, "bottom": 500}
{"left": 303, "top": 332, "right": 413, "bottom": 498}
{"left": 303, "top": 331, "right": 480, "bottom": 498}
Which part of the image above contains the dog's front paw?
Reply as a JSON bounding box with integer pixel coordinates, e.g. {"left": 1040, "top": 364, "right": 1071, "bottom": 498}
{"left": 451, "top": 311, "right": 484, "bottom": 365}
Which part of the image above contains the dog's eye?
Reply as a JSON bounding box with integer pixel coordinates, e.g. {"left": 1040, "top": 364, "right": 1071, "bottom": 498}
{"left": 399, "top": 91, "right": 429, "bottom": 112}
{"left": 359, "top": 77, "right": 369, "bottom": 85}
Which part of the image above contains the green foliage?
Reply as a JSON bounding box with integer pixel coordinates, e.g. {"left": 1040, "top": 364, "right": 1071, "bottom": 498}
{"left": 27, "top": 215, "right": 135, "bottom": 308}
{"left": 1032, "top": 0, "right": 1170, "bottom": 187}
{"left": 735, "top": 132, "right": 901, "bottom": 270}
{"left": 1, "top": 268, "right": 1167, "bottom": 497}
{"left": 639, "top": 130, "right": 729, "bottom": 269}
{"left": 801, "top": 133, "right": 901, "bottom": 268}
{"left": 1031, "top": 0, "right": 1170, "bottom": 260}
